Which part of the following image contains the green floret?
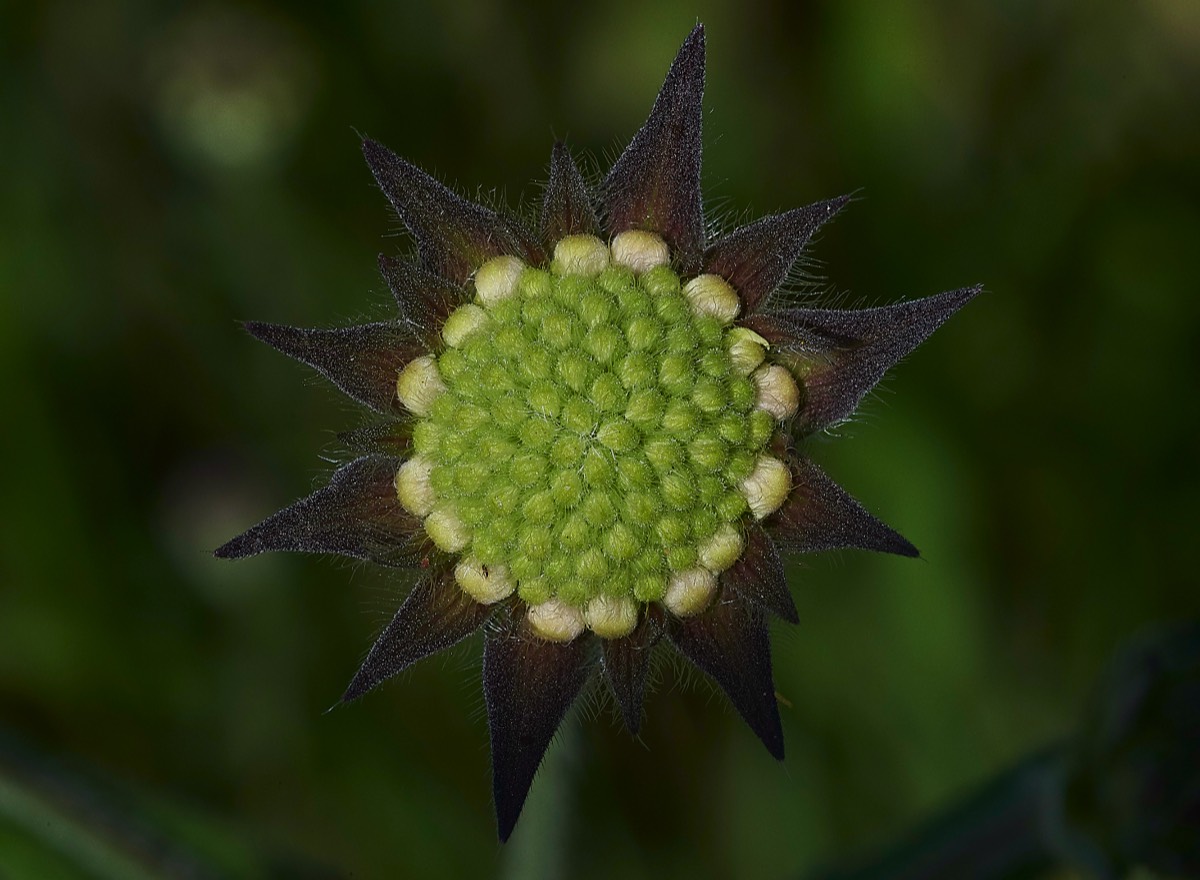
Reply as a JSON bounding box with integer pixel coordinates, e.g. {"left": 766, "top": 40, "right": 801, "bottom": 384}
{"left": 423, "top": 263, "right": 771, "bottom": 609}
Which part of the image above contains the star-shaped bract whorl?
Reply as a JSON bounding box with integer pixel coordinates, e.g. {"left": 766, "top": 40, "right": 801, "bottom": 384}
{"left": 216, "top": 24, "right": 980, "bottom": 842}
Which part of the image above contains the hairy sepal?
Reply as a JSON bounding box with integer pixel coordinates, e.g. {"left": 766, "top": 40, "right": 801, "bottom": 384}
{"left": 363, "top": 139, "right": 544, "bottom": 283}
{"left": 601, "top": 609, "right": 662, "bottom": 735}
{"left": 602, "top": 25, "right": 706, "bottom": 273}
{"left": 746, "top": 285, "right": 982, "bottom": 434}
{"left": 721, "top": 522, "right": 798, "bottom": 623}
{"left": 541, "top": 142, "right": 600, "bottom": 245}
{"left": 378, "top": 254, "right": 466, "bottom": 346}
{"left": 484, "top": 607, "right": 594, "bottom": 841}
{"left": 342, "top": 566, "right": 493, "bottom": 701}
{"left": 669, "top": 589, "right": 785, "bottom": 760}
{"left": 768, "top": 456, "right": 918, "bottom": 558}
{"left": 214, "top": 456, "right": 426, "bottom": 566}
{"left": 704, "top": 196, "right": 850, "bottom": 315}
{"left": 244, "top": 321, "right": 418, "bottom": 414}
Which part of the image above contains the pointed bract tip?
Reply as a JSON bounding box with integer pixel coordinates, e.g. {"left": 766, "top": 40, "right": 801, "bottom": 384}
{"left": 239, "top": 320, "right": 418, "bottom": 413}
{"left": 361, "top": 135, "right": 543, "bottom": 281}
{"left": 748, "top": 281, "right": 985, "bottom": 434}
{"left": 485, "top": 615, "right": 592, "bottom": 843}
{"left": 242, "top": 319, "right": 277, "bottom": 343}
{"left": 672, "top": 23, "right": 707, "bottom": 84}
{"left": 669, "top": 594, "right": 784, "bottom": 760}
{"left": 950, "top": 283, "right": 985, "bottom": 307}
{"left": 891, "top": 536, "right": 920, "bottom": 559}
{"left": 769, "top": 457, "right": 920, "bottom": 559}
{"left": 602, "top": 21, "right": 708, "bottom": 269}
{"left": 704, "top": 193, "right": 854, "bottom": 316}
{"left": 341, "top": 570, "right": 494, "bottom": 702}
{"left": 361, "top": 136, "right": 387, "bottom": 162}
{"left": 214, "top": 456, "right": 424, "bottom": 567}
{"left": 212, "top": 537, "right": 244, "bottom": 559}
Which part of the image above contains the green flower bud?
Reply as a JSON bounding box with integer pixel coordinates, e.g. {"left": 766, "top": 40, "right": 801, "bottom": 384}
{"left": 442, "top": 303, "right": 490, "bottom": 347}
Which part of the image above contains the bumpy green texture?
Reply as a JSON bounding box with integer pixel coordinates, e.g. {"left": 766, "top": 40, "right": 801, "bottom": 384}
{"left": 411, "top": 263, "right": 776, "bottom": 608}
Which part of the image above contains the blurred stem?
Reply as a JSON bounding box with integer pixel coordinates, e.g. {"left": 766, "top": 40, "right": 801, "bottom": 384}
{"left": 818, "top": 747, "right": 1085, "bottom": 880}
{"left": 0, "top": 771, "right": 159, "bottom": 880}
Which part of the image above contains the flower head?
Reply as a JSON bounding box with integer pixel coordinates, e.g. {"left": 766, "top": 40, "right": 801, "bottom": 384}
{"left": 217, "top": 24, "right": 979, "bottom": 841}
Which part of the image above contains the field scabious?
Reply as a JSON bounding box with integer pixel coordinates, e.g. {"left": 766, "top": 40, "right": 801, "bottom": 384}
{"left": 218, "top": 24, "right": 979, "bottom": 841}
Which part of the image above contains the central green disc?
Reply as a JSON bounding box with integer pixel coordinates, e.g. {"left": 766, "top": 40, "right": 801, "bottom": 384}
{"left": 412, "top": 262, "right": 774, "bottom": 607}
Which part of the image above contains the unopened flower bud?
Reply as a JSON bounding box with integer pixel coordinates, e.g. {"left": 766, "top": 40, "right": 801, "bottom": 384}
{"left": 396, "top": 355, "right": 447, "bottom": 416}
{"left": 611, "top": 230, "right": 670, "bottom": 273}
{"left": 727, "top": 327, "right": 768, "bottom": 374}
{"left": 752, "top": 364, "right": 800, "bottom": 420}
{"left": 698, "top": 523, "right": 744, "bottom": 573}
{"left": 475, "top": 255, "right": 526, "bottom": 306}
{"left": 553, "top": 235, "right": 609, "bottom": 276}
{"left": 740, "top": 455, "right": 791, "bottom": 520}
{"left": 683, "top": 274, "right": 740, "bottom": 323}
{"left": 455, "top": 557, "right": 516, "bottom": 604}
{"left": 664, "top": 567, "right": 718, "bottom": 617}
{"left": 584, "top": 594, "right": 639, "bottom": 638}
{"left": 221, "top": 28, "right": 979, "bottom": 846}
{"left": 528, "top": 598, "right": 586, "bottom": 642}
{"left": 442, "top": 303, "right": 490, "bottom": 347}
{"left": 395, "top": 456, "right": 435, "bottom": 516}
{"left": 425, "top": 507, "right": 470, "bottom": 552}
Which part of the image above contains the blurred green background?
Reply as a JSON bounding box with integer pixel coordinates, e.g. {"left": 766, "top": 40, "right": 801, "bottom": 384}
{"left": 1, "top": 0, "right": 1197, "bottom": 877}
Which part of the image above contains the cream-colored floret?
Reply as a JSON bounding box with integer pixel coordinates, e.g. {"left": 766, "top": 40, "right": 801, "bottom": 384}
{"left": 424, "top": 507, "right": 470, "bottom": 552}
{"left": 697, "top": 523, "right": 744, "bottom": 573}
{"left": 663, "top": 567, "right": 718, "bottom": 617}
{"left": 474, "top": 255, "right": 526, "bottom": 306}
{"left": 455, "top": 557, "right": 515, "bottom": 604}
{"left": 395, "top": 456, "right": 435, "bottom": 517}
{"left": 752, "top": 364, "right": 800, "bottom": 420}
{"left": 583, "top": 594, "right": 639, "bottom": 638}
{"left": 727, "top": 327, "right": 769, "bottom": 374}
{"left": 683, "top": 274, "right": 740, "bottom": 323}
{"left": 396, "top": 355, "right": 447, "bottom": 416}
{"left": 528, "top": 598, "right": 586, "bottom": 642}
{"left": 611, "top": 230, "right": 670, "bottom": 273}
{"left": 740, "top": 455, "right": 791, "bottom": 520}
{"left": 553, "top": 235, "right": 610, "bottom": 276}
{"left": 442, "top": 303, "right": 490, "bottom": 347}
